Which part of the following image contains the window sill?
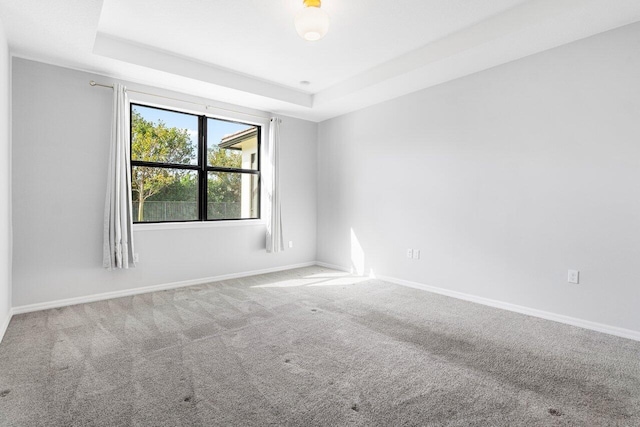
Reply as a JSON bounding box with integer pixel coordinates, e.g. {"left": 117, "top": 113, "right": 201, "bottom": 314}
{"left": 133, "top": 219, "right": 266, "bottom": 232}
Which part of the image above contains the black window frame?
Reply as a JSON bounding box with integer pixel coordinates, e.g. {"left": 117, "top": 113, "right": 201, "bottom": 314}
{"left": 130, "top": 103, "right": 261, "bottom": 223}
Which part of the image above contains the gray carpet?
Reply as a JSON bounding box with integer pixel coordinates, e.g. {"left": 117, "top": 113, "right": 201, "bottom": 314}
{"left": 0, "top": 266, "right": 639, "bottom": 426}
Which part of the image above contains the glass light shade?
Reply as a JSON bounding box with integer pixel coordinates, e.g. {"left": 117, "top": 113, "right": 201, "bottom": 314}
{"left": 295, "top": 6, "right": 329, "bottom": 41}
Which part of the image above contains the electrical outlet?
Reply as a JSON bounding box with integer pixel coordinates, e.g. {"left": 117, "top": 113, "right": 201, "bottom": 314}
{"left": 406, "top": 249, "right": 413, "bottom": 259}
{"left": 288, "top": 241, "right": 294, "bottom": 248}
{"left": 568, "top": 269, "right": 579, "bottom": 284}
{"left": 413, "top": 249, "right": 420, "bottom": 259}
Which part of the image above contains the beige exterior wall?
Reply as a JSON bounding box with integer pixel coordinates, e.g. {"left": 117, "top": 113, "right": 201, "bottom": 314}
{"left": 240, "top": 135, "right": 258, "bottom": 218}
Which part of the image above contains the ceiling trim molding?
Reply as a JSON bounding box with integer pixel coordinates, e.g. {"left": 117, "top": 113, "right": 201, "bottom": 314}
{"left": 93, "top": 32, "right": 314, "bottom": 108}
{"left": 315, "top": 0, "right": 592, "bottom": 107}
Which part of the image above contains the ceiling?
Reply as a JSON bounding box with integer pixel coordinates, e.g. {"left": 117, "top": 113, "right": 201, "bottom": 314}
{"left": 1, "top": 0, "right": 640, "bottom": 122}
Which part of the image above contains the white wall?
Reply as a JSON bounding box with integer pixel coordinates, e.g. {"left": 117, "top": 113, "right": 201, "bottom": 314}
{"left": 0, "top": 18, "right": 11, "bottom": 336}
{"left": 12, "top": 58, "right": 317, "bottom": 307}
{"left": 318, "top": 22, "right": 640, "bottom": 333}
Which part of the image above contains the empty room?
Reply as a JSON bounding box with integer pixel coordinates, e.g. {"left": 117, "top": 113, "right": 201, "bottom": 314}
{"left": 0, "top": 0, "right": 639, "bottom": 425}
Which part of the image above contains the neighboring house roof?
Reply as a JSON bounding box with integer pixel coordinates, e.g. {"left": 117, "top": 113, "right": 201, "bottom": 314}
{"left": 218, "top": 127, "right": 257, "bottom": 150}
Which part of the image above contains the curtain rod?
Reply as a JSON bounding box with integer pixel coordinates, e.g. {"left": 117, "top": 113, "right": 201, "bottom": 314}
{"left": 89, "top": 80, "right": 270, "bottom": 120}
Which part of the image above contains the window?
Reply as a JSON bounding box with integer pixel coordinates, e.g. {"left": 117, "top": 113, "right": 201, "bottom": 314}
{"left": 130, "top": 104, "right": 260, "bottom": 223}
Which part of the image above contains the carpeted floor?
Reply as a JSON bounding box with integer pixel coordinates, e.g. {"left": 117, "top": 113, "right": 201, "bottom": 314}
{"left": 0, "top": 266, "right": 639, "bottom": 426}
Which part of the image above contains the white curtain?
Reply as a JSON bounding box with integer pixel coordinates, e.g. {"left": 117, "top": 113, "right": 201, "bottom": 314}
{"left": 265, "top": 117, "right": 284, "bottom": 253}
{"left": 102, "top": 83, "right": 136, "bottom": 269}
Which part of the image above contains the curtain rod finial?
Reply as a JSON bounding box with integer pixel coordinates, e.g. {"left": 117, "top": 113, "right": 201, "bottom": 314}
{"left": 89, "top": 80, "right": 96, "bottom": 86}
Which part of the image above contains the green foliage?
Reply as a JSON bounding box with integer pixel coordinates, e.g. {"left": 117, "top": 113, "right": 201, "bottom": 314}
{"left": 131, "top": 111, "right": 195, "bottom": 221}
{"left": 148, "top": 173, "right": 197, "bottom": 202}
{"left": 208, "top": 147, "right": 241, "bottom": 169}
{"left": 131, "top": 111, "right": 195, "bottom": 164}
{"left": 207, "top": 148, "right": 241, "bottom": 204}
{"left": 131, "top": 111, "right": 246, "bottom": 221}
{"left": 206, "top": 148, "right": 242, "bottom": 219}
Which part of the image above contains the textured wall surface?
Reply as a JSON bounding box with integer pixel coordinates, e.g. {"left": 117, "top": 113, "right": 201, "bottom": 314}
{"left": 11, "top": 58, "right": 317, "bottom": 307}
{"left": 0, "top": 17, "right": 11, "bottom": 338}
{"left": 317, "top": 23, "right": 640, "bottom": 333}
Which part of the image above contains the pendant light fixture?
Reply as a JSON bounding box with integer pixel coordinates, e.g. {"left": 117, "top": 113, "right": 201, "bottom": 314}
{"left": 295, "top": 0, "right": 330, "bottom": 41}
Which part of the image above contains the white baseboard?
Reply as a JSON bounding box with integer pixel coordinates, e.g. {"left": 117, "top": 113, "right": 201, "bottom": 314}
{"left": 12, "top": 262, "right": 316, "bottom": 315}
{"left": 313, "top": 261, "right": 640, "bottom": 342}
{"left": 315, "top": 261, "right": 351, "bottom": 272}
{"left": 9, "top": 260, "right": 640, "bottom": 343}
{"left": 0, "top": 308, "right": 13, "bottom": 344}
{"left": 374, "top": 273, "right": 640, "bottom": 342}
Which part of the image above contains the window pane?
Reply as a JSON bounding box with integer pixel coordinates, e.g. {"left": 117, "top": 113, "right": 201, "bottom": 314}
{"left": 132, "top": 105, "right": 198, "bottom": 165}
{"left": 132, "top": 166, "right": 198, "bottom": 222}
{"left": 207, "top": 171, "right": 259, "bottom": 220}
{"left": 207, "top": 118, "right": 258, "bottom": 170}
